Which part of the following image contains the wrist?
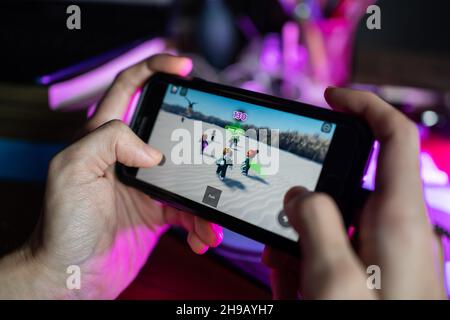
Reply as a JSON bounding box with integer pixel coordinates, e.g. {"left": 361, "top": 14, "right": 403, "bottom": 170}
{"left": 0, "top": 245, "right": 76, "bottom": 299}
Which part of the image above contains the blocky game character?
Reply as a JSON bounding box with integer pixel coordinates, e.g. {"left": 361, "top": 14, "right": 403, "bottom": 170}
{"left": 216, "top": 148, "right": 233, "bottom": 180}
{"left": 241, "top": 156, "right": 250, "bottom": 176}
{"left": 241, "top": 149, "right": 259, "bottom": 176}
{"left": 184, "top": 96, "right": 197, "bottom": 117}
{"left": 200, "top": 133, "right": 208, "bottom": 154}
{"left": 229, "top": 135, "right": 240, "bottom": 148}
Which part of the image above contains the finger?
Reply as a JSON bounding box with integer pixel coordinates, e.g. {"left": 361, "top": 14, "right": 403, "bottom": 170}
{"left": 193, "top": 216, "right": 223, "bottom": 248}
{"left": 51, "top": 120, "right": 162, "bottom": 183}
{"left": 324, "top": 87, "right": 422, "bottom": 200}
{"left": 261, "top": 246, "right": 299, "bottom": 272}
{"left": 162, "top": 206, "right": 195, "bottom": 232}
{"left": 284, "top": 186, "right": 309, "bottom": 207}
{"left": 163, "top": 205, "right": 223, "bottom": 247}
{"left": 187, "top": 232, "right": 209, "bottom": 255}
{"left": 285, "top": 188, "right": 352, "bottom": 261}
{"left": 270, "top": 269, "right": 299, "bottom": 300}
{"left": 87, "top": 54, "right": 193, "bottom": 130}
{"left": 262, "top": 246, "right": 299, "bottom": 300}
{"left": 284, "top": 187, "right": 370, "bottom": 298}
{"left": 162, "top": 206, "right": 222, "bottom": 252}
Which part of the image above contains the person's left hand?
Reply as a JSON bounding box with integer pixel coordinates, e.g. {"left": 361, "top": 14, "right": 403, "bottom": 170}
{"left": 0, "top": 54, "right": 223, "bottom": 299}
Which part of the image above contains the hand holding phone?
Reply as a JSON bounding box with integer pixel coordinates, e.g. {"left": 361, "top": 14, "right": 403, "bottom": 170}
{"left": 263, "top": 88, "right": 446, "bottom": 299}
{"left": 0, "top": 55, "right": 224, "bottom": 300}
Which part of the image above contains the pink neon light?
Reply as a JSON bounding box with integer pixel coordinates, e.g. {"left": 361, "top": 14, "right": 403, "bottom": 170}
{"left": 421, "top": 152, "right": 449, "bottom": 186}
{"left": 97, "top": 225, "right": 167, "bottom": 299}
{"left": 40, "top": 75, "right": 52, "bottom": 85}
{"left": 260, "top": 34, "right": 282, "bottom": 75}
{"left": 87, "top": 102, "right": 97, "bottom": 119}
{"left": 362, "top": 140, "right": 450, "bottom": 296}
{"left": 179, "top": 58, "right": 193, "bottom": 77}
{"left": 362, "top": 141, "right": 379, "bottom": 191}
{"left": 363, "top": 142, "right": 449, "bottom": 190}
{"left": 124, "top": 88, "right": 142, "bottom": 125}
{"left": 421, "top": 134, "right": 450, "bottom": 176}
{"left": 446, "top": 262, "right": 450, "bottom": 298}
{"left": 347, "top": 225, "right": 355, "bottom": 238}
{"left": 48, "top": 38, "right": 166, "bottom": 111}
{"left": 240, "top": 81, "right": 266, "bottom": 93}
{"left": 282, "top": 21, "right": 301, "bottom": 76}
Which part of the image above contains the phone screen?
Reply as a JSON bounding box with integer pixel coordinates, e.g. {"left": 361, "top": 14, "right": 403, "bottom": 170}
{"left": 137, "top": 84, "right": 336, "bottom": 241}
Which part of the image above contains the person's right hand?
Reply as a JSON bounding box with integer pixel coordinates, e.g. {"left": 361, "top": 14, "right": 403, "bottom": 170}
{"left": 263, "top": 88, "right": 447, "bottom": 299}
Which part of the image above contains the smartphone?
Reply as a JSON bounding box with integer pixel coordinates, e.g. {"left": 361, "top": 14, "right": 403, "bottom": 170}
{"left": 117, "top": 73, "right": 374, "bottom": 254}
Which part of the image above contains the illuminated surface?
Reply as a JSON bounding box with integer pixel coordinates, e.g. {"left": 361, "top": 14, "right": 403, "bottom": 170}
{"left": 47, "top": 38, "right": 166, "bottom": 110}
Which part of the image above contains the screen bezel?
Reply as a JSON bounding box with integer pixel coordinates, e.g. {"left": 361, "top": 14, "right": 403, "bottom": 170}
{"left": 117, "top": 73, "right": 374, "bottom": 254}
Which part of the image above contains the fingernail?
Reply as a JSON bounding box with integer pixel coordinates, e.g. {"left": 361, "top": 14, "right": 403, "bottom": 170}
{"left": 158, "top": 154, "right": 166, "bottom": 166}
{"left": 153, "top": 200, "right": 164, "bottom": 208}
{"left": 212, "top": 224, "right": 223, "bottom": 247}
{"left": 198, "top": 245, "right": 209, "bottom": 255}
{"left": 215, "top": 230, "right": 224, "bottom": 247}
{"left": 180, "top": 58, "right": 193, "bottom": 76}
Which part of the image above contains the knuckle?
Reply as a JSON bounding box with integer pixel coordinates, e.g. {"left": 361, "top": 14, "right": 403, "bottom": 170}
{"left": 377, "top": 199, "right": 426, "bottom": 228}
{"left": 146, "top": 53, "right": 172, "bottom": 69}
{"left": 100, "top": 119, "right": 130, "bottom": 153}
{"left": 361, "top": 90, "right": 379, "bottom": 103}
{"left": 48, "top": 147, "right": 84, "bottom": 178}
{"left": 114, "top": 69, "right": 129, "bottom": 84}
{"left": 358, "top": 90, "right": 382, "bottom": 108}
{"left": 392, "top": 114, "right": 419, "bottom": 143}
{"left": 48, "top": 151, "right": 64, "bottom": 172}
{"left": 113, "top": 70, "right": 134, "bottom": 93}
{"left": 402, "top": 118, "right": 419, "bottom": 140}
{"left": 103, "top": 119, "right": 126, "bottom": 132}
{"left": 145, "top": 54, "right": 160, "bottom": 66}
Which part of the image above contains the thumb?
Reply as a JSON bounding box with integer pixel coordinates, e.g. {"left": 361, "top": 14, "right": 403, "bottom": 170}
{"left": 51, "top": 120, "right": 161, "bottom": 182}
{"left": 284, "top": 187, "right": 369, "bottom": 298}
{"left": 284, "top": 187, "right": 351, "bottom": 261}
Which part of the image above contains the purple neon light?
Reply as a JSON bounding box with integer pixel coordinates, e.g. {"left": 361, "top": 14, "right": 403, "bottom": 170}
{"left": 363, "top": 140, "right": 450, "bottom": 232}
{"left": 282, "top": 22, "right": 303, "bottom": 76}
{"left": 124, "top": 88, "right": 142, "bottom": 125}
{"left": 236, "top": 16, "right": 259, "bottom": 40}
{"left": 48, "top": 38, "right": 166, "bottom": 111}
{"left": 260, "top": 34, "right": 282, "bottom": 75}
{"left": 87, "top": 102, "right": 97, "bottom": 119}
{"left": 363, "top": 140, "right": 450, "bottom": 295}
{"left": 39, "top": 43, "right": 139, "bottom": 85}
{"left": 85, "top": 84, "right": 142, "bottom": 126}
{"left": 363, "top": 142, "right": 449, "bottom": 191}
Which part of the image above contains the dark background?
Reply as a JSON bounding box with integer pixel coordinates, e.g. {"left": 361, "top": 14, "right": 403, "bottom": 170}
{"left": 0, "top": 0, "right": 449, "bottom": 89}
